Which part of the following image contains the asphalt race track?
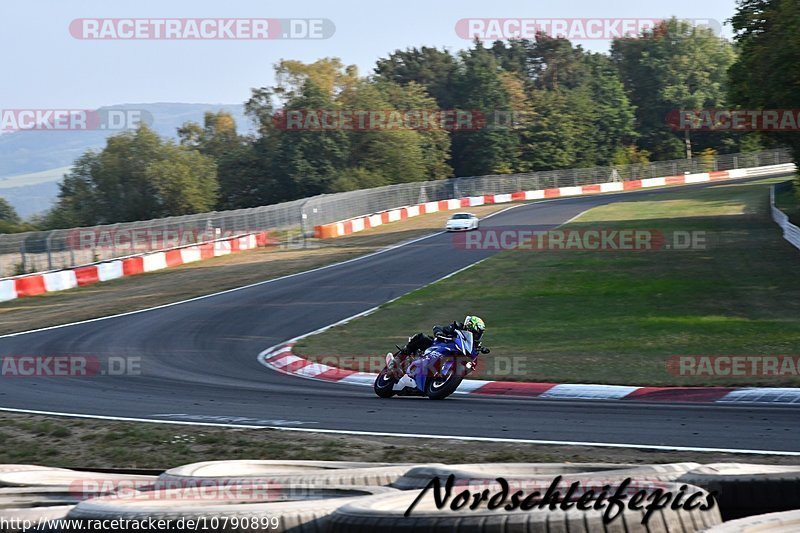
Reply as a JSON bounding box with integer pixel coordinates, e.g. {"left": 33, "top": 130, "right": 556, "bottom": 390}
{"left": 1, "top": 178, "right": 799, "bottom": 454}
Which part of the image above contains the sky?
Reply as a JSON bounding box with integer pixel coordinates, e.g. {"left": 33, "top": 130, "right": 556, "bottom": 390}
{"left": 1, "top": 0, "right": 740, "bottom": 109}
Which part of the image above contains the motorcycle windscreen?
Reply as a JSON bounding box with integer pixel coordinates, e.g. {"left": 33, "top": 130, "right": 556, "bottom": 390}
{"left": 455, "top": 330, "right": 474, "bottom": 355}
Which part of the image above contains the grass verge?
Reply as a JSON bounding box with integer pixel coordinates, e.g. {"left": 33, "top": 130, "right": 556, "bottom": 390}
{"left": 0, "top": 412, "right": 796, "bottom": 468}
{"left": 298, "top": 178, "right": 800, "bottom": 387}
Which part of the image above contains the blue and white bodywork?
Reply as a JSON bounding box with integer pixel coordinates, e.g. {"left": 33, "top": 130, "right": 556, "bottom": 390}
{"left": 374, "top": 330, "right": 484, "bottom": 400}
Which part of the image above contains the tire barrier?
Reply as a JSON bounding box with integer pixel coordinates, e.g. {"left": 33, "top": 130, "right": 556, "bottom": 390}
{"left": 704, "top": 509, "right": 800, "bottom": 532}
{"left": 0, "top": 461, "right": 795, "bottom": 532}
{"left": 327, "top": 483, "right": 722, "bottom": 533}
{"left": 155, "top": 460, "right": 420, "bottom": 489}
{"left": 392, "top": 463, "right": 701, "bottom": 489}
{"left": 0, "top": 470, "right": 156, "bottom": 490}
{"left": 66, "top": 486, "right": 398, "bottom": 533}
{"left": 678, "top": 463, "right": 800, "bottom": 520}
{"left": 0, "top": 466, "right": 70, "bottom": 476}
{"left": 0, "top": 487, "right": 103, "bottom": 508}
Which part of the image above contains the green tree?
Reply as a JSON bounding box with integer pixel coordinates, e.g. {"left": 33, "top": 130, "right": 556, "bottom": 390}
{"left": 0, "top": 197, "right": 34, "bottom": 234}
{"left": 178, "top": 111, "right": 268, "bottom": 210}
{"left": 270, "top": 80, "right": 350, "bottom": 199}
{"left": 489, "top": 39, "right": 534, "bottom": 78}
{"left": 374, "top": 47, "right": 458, "bottom": 107}
{"left": 521, "top": 89, "right": 583, "bottom": 170}
{"left": 49, "top": 124, "right": 219, "bottom": 226}
{"left": 379, "top": 81, "right": 452, "bottom": 180}
{"left": 91, "top": 124, "right": 163, "bottom": 222}
{"left": 450, "top": 42, "right": 519, "bottom": 176}
{"left": 245, "top": 87, "right": 277, "bottom": 137}
{"left": 328, "top": 167, "right": 389, "bottom": 192}
{"left": 45, "top": 152, "right": 100, "bottom": 228}
{"left": 578, "top": 54, "right": 638, "bottom": 166}
{"left": 729, "top": 0, "right": 800, "bottom": 162}
{"left": 0, "top": 197, "right": 21, "bottom": 225}
{"left": 613, "top": 145, "right": 651, "bottom": 166}
{"left": 612, "top": 18, "right": 736, "bottom": 159}
{"left": 489, "top": 36, "right": 589, "bottom": 90}
{"left": 336, "top": 80, "right": 423, "bottom": 185}
{"left": 246, "top": 58, "right": 452, "bottom": 202}
{"left": 527, "top": 35, "right": 589, "bottom": 91}
{"left": 145, "top": 143, "right": 218, "bottom": 215}
{"left": 275, "top": 58, "right": 359, "bottom": 101}
{"left": 241, "top": 87, "right": 295, "bottom": 207}
{"left": 515, "top": 51, "right": 636, "bottom": 171}
{"left": 178, "top": 111, "right": 241, "bottom": 160}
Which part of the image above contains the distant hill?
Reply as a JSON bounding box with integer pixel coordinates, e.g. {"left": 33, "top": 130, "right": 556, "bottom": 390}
{"left": 0, "top": 167, "right": 70, "bottom": 218}
{"left": 0, "top": 103, "right": 251, "bottom": 218}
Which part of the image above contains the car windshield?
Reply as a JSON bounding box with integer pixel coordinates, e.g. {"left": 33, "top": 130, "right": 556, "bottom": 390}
{"left": 451, "top": 214, "right": 471, "bottom": 220}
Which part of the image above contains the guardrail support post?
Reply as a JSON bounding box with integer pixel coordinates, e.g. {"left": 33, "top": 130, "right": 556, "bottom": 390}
{"left": 46, "top": 232, "right": 54, "bottom": 270}
{"left": 300, "top": 199, "right": 310, "bottom": 248}
{"left": 19, "top": 241, "right": 26, "bottom": 274}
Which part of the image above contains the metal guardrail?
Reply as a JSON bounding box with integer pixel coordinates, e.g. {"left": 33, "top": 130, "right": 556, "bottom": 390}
{"left": 771, "top": 181, "right": 800, "bottom": 251}
{"left": 0, "top": 148, "right": 793, "bottom": 278}
{"left": 301, "top": 149, "right": 792, "bottom": 234}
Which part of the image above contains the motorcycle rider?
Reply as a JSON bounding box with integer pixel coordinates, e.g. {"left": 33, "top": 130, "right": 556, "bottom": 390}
{"left": 401, "top": 315, "right": 487, "bottom": 356}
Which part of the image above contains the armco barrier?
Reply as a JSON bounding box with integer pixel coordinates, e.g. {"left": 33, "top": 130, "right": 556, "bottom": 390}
{"left": 122, "top": 257, "right": 144, "bottom": 276}
{"left": 43, "top": 270, "right": 77, "bottom": 292}
{"left": 0, "top": 279, "right": 16, "bottom": 301}
{"left": 74, "top": 266, "right": 100, "bottom": 286}
{"left": 0, "top": 231, "right": 273, "bottom": 304}
{"left": 771, "top": 181, "right": 800, "bottom": 251}
{"left": 314, "top": 164, "right": 795, "bottom": 239}
{"left": 15, "top": 275, "right": 47, "bottom": 298}
{"left": 97, "top": 261, "right": 123, "bottom": 282}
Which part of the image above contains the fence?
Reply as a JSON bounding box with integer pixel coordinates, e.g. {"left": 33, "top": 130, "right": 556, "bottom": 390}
{"left": 1, "top": 148, "right": 794, "bottom": 278}
{"left": 770, "top": 181, "right": 800, "bottom": 251}
{"left": 300, "top": 149, "right": 792, "bottom": 235}
{"left": 0, "top": 198, "right": 308, "bottom": 278}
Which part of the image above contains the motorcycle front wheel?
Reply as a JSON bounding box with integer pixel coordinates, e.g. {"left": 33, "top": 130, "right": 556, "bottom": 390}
{"left": 425, "top": 366, "right": 463, "bottom": 400}
{"left": 374, "top": 367, "right": 398, "bottom": 398}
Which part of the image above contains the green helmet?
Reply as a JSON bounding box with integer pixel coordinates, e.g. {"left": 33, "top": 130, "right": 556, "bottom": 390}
{"left": 464, "top": 315, "right": 486, "bottom": 336}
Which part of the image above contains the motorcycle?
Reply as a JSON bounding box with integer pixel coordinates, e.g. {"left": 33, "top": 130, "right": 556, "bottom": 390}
{"left": 374, "top": 330, "right": 490, "bottom": 400}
